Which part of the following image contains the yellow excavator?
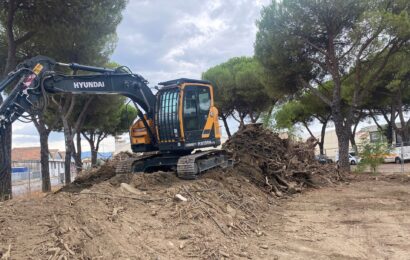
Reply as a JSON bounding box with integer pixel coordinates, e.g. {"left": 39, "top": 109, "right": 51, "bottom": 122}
{"left": 0, "top": 56, "right": 231, "bottom": 179}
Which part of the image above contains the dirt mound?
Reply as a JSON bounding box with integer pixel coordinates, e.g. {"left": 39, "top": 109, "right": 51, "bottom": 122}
{"left": 223, "top": 124, "right": 342, "bottom": 196}
{"left": 0, "top": 168, "right": 274, "bottom": 259}
{"left": 0, "top": 125, "right": 346, "bottom": 259}
{"left": 61, "top": 152, "right": 135, "bottom": 192}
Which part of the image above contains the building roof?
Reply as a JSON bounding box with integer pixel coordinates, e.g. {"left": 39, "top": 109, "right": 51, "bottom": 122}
{"left": 12, "top": 147, "right": 65, "bottom": 162}
{"left": 12, "top": 147, "right": 41, "bottom": 161}
{"left": 49, "top": 149, "right": 63, "bottom": 160}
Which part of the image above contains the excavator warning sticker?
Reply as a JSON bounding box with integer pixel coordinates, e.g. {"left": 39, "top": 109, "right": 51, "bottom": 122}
{"left": 33, "top": 64, "right": 43, "bottom": 75}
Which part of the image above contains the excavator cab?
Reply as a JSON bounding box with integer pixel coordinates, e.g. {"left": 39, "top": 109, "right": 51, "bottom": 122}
{"left": 130, "top": 78, "right": 221, "bottom": 153}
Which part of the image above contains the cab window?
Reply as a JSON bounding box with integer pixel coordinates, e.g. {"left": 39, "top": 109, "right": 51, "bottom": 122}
{"left": 198, "top": 89, "right": 210, "bottom": 112}
{"left": 184, "top": 90, "right": 198, "bottom": 131}
{"left": 183, "top": 86, "right": 211, "bottom": 133}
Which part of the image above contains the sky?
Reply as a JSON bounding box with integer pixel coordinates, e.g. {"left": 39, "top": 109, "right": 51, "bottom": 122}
{"left": 11, "top": 0, "right": 271, "bottom": 152}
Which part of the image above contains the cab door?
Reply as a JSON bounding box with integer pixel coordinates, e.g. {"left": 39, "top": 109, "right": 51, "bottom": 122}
{"left": 182, "top": 85, "right": 211, "bottom": 142}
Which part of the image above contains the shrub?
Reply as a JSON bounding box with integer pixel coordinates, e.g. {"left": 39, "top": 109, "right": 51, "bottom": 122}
{"left": 357, "top": 133, "right": 391, "bottom": 174}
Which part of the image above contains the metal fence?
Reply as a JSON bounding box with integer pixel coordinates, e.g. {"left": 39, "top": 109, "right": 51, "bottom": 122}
{"left": 11, "top": 160, "right": 76, "bottom": 197}
{"left": 12, "top": 170, "right": 40, "bottom": 182}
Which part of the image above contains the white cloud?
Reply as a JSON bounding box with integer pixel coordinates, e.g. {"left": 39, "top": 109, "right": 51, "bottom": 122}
{"left": 112, "top": 0, "right": 270, "bottom": 84}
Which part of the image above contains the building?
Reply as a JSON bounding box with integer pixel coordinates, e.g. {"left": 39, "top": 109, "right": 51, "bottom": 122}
{"left": 81, "top": 151, "right": 113, "bottom": 169}
{"left": 315, "top": 129, "right": 340, "bottom": 159}
{"left": 11, "top": 147, "right": 73, "bottom": 180}
{"left": 114, "top": 135, "right": 132, "bottom": 154}
{"left": 315, "top": 123, "right": 407, "bottom": 160}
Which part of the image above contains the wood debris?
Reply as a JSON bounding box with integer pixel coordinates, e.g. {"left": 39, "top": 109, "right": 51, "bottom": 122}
{"left": 223, "top": 124, "right": 342, "bottom": 195}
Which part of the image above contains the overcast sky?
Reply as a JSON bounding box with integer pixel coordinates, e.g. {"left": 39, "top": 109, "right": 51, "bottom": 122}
{"left": 12, "top": 0, "right": 270, "bottom": 152}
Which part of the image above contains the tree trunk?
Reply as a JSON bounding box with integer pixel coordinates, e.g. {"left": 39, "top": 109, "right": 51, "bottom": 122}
{"left": 91, "top": 148, "right": 98, "bottom": 167}
{"left": 61, "top": 113, "right": 74, "bottom": 184}
{"left": 4, "top": 43, "right": 17, "bottom": 76}
{"left": 64, "top": 147, "right": 72, "bottom": 184}
{"left": 319, "top": 119, "right": 328, "bottom": 155}
{"left": 394, "top": 89, "right": 410, "bottom": 144}
{"left": 70, "top": 96, "right": 94, "bottom": 172}
{"left": 74, "top": 131, "right": 82, "bottom": 173}
{"left": 334, "top": 120, "right": 351, "bottom": 172}
{"left": 0, "top": 124, "right": 12, "bottom": 201}
{"left": 349, "top": 134, "right": 358, "bottom": 155}
{"left": 53, "top": 94, "right": 94, "bottom": 184}
{"left": 83, "top": 131, "right": 108, "bottom": 167}
{"left": 387, "top": 110, "right": 394, "bottom": 145}
{"left": 4, "top": 0, "right": 17, "bottom": 76}
{"left": 238, "top": 112, "right": 245, "bottom": 129}
{"left": 0, "top": 1, "right": 16, "bottom": 200}
{"left": 249, "top": 112, "right": 260, "bottom": 123}
{"left": 32, "top": 115, "right": 52, "bottom": 192}
{"left": 221, "top": 114, "right": 231, "bottom": 138}
{"left": 39, "top": 129, "right": 51, "bottom": 192}
{"left": 318, "top": 141, "right": 324, "bottom": 156}
{"left": 332, "top": 102, "right": 351, "bottom": 172}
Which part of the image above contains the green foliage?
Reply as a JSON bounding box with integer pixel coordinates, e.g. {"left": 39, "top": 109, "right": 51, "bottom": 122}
{"left": 82, "top": 96, "right": 138, "bottom": 136}
{"left": 255, "top": 0, "right": 410, "bottom": 103}
{"left": 357, "top": 133, "right": 391, "bottom": 174}
{"left": 28, "top": 0, "right": 126, "bottom": 66}
{"left": 274, "top": 101, "right": 306, "bottom": 129}
{"left": 0, "top": 0, "right": 127, "bottom": 72}
{"left": 202, "top": 56, "right": 274, "bottom": 122}
{"left": 274, "top": 86, "right": 331, "bottom": 128}
{"left": 254, "top": 0, "right": 410, "bottom": 170}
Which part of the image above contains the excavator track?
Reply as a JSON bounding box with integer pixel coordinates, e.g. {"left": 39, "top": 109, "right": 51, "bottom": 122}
{"left": 113, "top": 150, "right": 232, "bottom": 179}
{"left": 114, "top": 152, "right": 159, "bottom": 174}
{"left": 177, "top": 150, "right": 232, "bottom": 180}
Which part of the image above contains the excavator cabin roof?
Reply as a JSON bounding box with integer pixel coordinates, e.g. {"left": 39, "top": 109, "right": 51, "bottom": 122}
{"left": 158, "top": 78, "right": 211, "bottom": 87}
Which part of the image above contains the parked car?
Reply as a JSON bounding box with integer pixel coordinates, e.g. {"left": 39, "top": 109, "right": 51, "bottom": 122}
{"left": 315, "top": 154, "right": 333, "bottom": 164}
{"left": 335, "top": 153, "right": 360, "bottom": 165}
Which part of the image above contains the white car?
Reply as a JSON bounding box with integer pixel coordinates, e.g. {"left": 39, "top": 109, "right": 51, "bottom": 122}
{"left": 335, "top": 153, "right": 360, "bottom": 165}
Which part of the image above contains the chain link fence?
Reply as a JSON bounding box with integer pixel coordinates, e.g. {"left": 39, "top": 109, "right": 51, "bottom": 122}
{"left": 12, "top": 160, "right": 76, "bottom": 197}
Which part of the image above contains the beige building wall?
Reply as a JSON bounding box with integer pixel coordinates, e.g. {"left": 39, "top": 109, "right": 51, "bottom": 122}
{"left": 319, "top": 129, "right": 339, "bottom": 159}
{"left": 314, "top": 127, "right": 373, "bottom": 160}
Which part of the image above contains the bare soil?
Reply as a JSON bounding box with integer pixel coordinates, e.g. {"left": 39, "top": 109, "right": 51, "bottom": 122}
{"left": 1, "top": 170, "right": 410, "bottom": 259}
{"left": 1, "top": 126, "right": 408, "bottom": 259}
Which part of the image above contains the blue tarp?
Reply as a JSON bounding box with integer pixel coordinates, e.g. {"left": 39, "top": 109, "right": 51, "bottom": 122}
{"left": 12, "top": 167, "right": 30, "bottom": 173}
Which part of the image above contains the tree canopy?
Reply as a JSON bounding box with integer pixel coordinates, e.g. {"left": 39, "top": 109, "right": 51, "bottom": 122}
{"left": 255, "top": 0, "right": 410, "bottom": 170}
{"left": 202, "top": 56, "right": 274, "bottom": 133}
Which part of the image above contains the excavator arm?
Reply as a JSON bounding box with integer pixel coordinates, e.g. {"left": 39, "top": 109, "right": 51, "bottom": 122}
{"left": 0, "top": 56, "right": 157, "bottom": 143}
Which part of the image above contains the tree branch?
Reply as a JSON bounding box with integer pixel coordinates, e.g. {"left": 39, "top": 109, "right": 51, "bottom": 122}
{"left": 302, "top": 121, "right": 315, "bottom": 139}
{"left": 369, "top": 110, "right": 383, "bottom": 131}
{"left": 81, "top": 131, "right": 92, "bottom": 143}
{"left": 73, "top": 96, "right": 94, "bottom": 131}
{"left": 301, "top": 37, "right": 328, "bottom": 57}
{"left": 299, "top": 77, "right": 332, "bottom": 106}
{"left": 15, "top": 30, "right": 36, "bottom": 46}
{"left": 64, "top": 95, "right": 76, "bottom": 121}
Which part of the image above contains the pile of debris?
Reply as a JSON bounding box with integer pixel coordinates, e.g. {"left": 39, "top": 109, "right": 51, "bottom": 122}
{"left": 223, "top": 124, "right": 341, "bottom": 196}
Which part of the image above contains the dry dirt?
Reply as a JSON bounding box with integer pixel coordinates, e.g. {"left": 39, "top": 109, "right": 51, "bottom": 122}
{"left": 1, "top": 125, "right": 409, "bottom": 259}
{"left": 1, "top": 170, "right": 410, "bottom": 259}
